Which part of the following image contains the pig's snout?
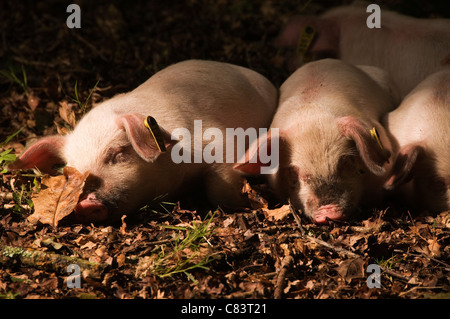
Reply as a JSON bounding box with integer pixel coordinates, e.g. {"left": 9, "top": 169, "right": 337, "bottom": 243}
{"left": 74, "top": 193, "right": 109, "bottom": 223}
{"left": 313, "top": 204, "right": 345, "bottom": 224}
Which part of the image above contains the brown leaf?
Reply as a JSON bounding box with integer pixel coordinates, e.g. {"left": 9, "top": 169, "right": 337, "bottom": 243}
{"left": 28, "top": 167, "right": 89, "bottom": 227}
{"left": 335, "top": 258, "right": 366, "bottom": 283}
{"left": 264, "top": 205, "right": 291, "bottom": 221}
{"left": 27, "top": 93, "right": 40, "bottom": 111}
{"left": 427, "top": 237, "right": 442, "bottom": 257}
{"left": 58, "top": 101, "right": 77, "bottom": 128}
{"left": 116, "top": 253, "right": 126, "bottom": 267}
{"left": 241, "top": 180, "right": 268, "bottom": 209}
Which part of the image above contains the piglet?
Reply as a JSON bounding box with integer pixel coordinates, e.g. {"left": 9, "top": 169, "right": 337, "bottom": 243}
{"left": 9, "top": 60, "right": 277, "bottom": 222}
{"left": 383, "top": 69, "right": 450, "bottom": 213}
{"left": 277, "top": 4, "right": 450, "bottom": 97}
{"left": 235, "top": 59, "right": 397, "bottom": 224}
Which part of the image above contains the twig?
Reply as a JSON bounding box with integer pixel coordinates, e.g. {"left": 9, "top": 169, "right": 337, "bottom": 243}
{"left": 274, "top": 255, "right": 294, "bottom": 299}
{"left": 146, "top": 239, "right": 174, "bottom": 246}
{"left": 224, "top": 291, "right": 256, "bottom": 299}
{"left": 398, "top": 286, "right": 443, "bottom": 297}
{"left": 0, "top": 244, "right": 108, "bottom": 279}
{"left": 378, "top": 265, "right": 418, "bottom": 283}
{"left": 0, "top": 192, "right": 14, "bottom": 201}
{"left": 70, "top": 32, "right": 108, "bottom": 61}
{"left": 12, "top": 56, "right": 60, "bottom": 68}
{"left": 408, "top": 252, "right": 450, "bottom": 271}
{"left": 288, "top": 201, "right": 360, "bottom": 258}
{"left": 305, "top": 235, "right": 360, "bottom": 258}
{"left": 288, "top": 199, "right": 305, "bottom": 235}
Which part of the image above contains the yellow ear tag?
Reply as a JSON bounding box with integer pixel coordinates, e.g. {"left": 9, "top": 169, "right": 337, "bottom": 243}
{"left": 370, "top": 127, "right": 384, "bottom": 151}
{"left": 296, "top": 25, "right": 316, "bottom": 62}
{"left": 370, "top": 127, "right": 390, "bottom": 162}
{"left": 144, "top": 116, "right": 167, "bottom": 152}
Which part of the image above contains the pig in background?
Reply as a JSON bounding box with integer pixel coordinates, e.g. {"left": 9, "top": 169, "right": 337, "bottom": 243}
{"left": 276, "top": 3, "right": 450, "bottom": 98}
{"left": 235, "top": 59, "right": 397, "bottom": 224}
{"left": 9, "top": 60, "right": 278, "bottom": 222}
{"left": 383, "top": 69, "right": 450, "bottom": 214}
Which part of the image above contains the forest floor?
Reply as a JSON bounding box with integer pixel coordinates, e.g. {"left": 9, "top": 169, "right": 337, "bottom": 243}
{"left": 0, "top": 0, "right": 449, "bottom": 301}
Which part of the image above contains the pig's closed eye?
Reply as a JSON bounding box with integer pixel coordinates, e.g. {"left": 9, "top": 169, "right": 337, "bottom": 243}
{"left": 104, "top": 146, "right": 131, "bottom": 165}
{"left": 289, "top": 166, "right": 300, "bottom": 187}
{"left": 432, "top": 178, "right": 447, "bottom": 193}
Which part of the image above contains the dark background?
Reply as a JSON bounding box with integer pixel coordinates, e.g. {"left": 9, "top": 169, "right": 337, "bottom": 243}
{"left": 1, "top": 0, "right": 449, "bottom": 114}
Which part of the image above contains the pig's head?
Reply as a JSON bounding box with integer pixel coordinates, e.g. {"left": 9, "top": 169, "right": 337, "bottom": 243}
{"left": 9, "top": 112, "right": 177, "bottom": 222}
{"left": 385, "top": 143, "right": 450, "bottom": 213}
{"left": 276, "top": 14, "right": 340, "bottom": 70}
{"left": 276, "top": 15, "right": 339, "bottom": 54}
{"left": 236, "top": 116, "right": 391, "bottom": 224}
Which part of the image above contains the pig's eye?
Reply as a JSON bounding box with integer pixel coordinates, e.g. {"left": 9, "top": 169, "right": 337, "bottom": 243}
{"left": 112, "top": 152, "right": 127, "bottom": 164}
{"left": 288, "top": 166, "right": 300, "bottom": 187}
{"left": 104, "top": 146, "right": 131, "bottom": 165}
{"left": 289, "top": 166, "right": 298, "bottom": 178}
{"left": 432, "top": 178, "right": 447, "bottom": 192}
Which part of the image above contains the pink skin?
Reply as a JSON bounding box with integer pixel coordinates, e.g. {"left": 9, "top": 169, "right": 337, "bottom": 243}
{"left": 382, "top": 69, "right": 450, "bottom": 213}
{"left": 74, "top": 193, "right": 109, "bottom": 223}
{"left": 234, "top": 59, "right": 396, "bottom": 224}
{"left": 276, "top": 5, "right": 450, "bottom": 98}
{"left": 314, "top": 204, "right": 345, "bottom": 224}
{"left": 8, "top": 60, "right": 278, "bottom": 222}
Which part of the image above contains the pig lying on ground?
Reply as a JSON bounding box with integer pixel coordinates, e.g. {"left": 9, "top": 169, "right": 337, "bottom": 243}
{"left": 383, "top": 69, "right": 450, "bottom": 213}
{"left": 9, "top": 60, "right": 278, "bottom": 222}
{"left": 277, "top": 4, "right": 450, "bottom": 98}
{"left": 235, "top": 59, "right": 397, "bottom": 224}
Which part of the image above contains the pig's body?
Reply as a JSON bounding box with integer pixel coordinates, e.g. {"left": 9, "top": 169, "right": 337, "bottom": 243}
{"left": 383, "top": 69, "right": 450, "bottom": 213}
{"left": 277, "top": 4, "right": 450, "bottom": 97}
{"left": 11, "top": 60, "right": 278, "bottom": 221}
{"left": 236, "top": 59, "right": 396, "bottom": 223}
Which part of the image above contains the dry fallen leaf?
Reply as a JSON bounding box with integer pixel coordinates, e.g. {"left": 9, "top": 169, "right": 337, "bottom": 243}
{"left": 241, "top": 180, "right": 268, "bottom": 209}
{"left": 427, "top": 237, "right": 442, "bottom": 257}
{"left": 28, "top": 167, "right": 89, "bottom": 227}
{"left": 335, "top": 258, "right": 366, "bottom": 284}
{"left": 27, "top": 92, "right": 40, "bottom": 110}
{"left": 264, "top": 205, "right": 291, "bottom": 221}
{"left": 58, "top": 101, "right": 77, "bottom": 128}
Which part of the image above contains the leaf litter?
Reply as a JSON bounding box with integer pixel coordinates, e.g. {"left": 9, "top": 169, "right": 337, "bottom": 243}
{"left": 0, "top": 0, "right": 449, "bottom": 300}
{"left": 28, "top": 167, "right": 89, "bottom": 227}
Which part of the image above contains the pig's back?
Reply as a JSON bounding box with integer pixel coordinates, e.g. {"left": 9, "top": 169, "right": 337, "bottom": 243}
{"left": 325, "top": 6, "right": 450, "bottom": 97}
{"left": 120, "top": 60, "right": 277, "bottom": 132}
{"left": 386, "top": 69, "right": 450, "bottom": 147}
{"left": 273, "top": 59, "right": 395, "bottom": 128}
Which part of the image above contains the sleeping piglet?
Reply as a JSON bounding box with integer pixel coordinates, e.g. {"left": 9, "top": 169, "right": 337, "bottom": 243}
{"left": 235, "top": 59, "right": 397, "bottom": 223}
{"left": 9, "top": 60, "right": 277, "bottom": 222}
{"left": 383, "top": 68, "right": 450, "bottom": 213}
{"left": 277, "top": 4, "right": 450, "bottom": 97}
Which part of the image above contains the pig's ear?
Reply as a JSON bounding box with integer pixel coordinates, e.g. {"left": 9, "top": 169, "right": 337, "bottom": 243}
{"left": 8, "top": 135, "right": 66, "bottom": 175}
{"left": 384, "top": 144, "right": 423, "bottom": 190}
{"left": 337, "top": 116, "right": 389, "bottom": 176}
{"left": 234, "top": 130, "right": 280, "bottom": 175}
{"left": 117, "top": 113, "right": 177, "bottom": 162}
{"left": 276, "top": 15, "right": 339, "bottom": 54}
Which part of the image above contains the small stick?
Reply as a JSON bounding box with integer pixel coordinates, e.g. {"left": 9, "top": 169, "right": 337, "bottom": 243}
{"left": 0, "top": 192, "right": 14, "bottom": 201}
{"left": 306, "top": 235, "right": 360, "bottom": 258}
{"left": 378, "top": 265, "right": 418, "bottom": 283}
{"left": 288, "top": 201, "right": 360, "bottom": 258}
{"left": 0, "top": 244, "right": 108, "bottom": 279}
{"left": 288, "top": 200, "right": 305, "bottom": 235}
{"left": 274, "top": 255, "right": 294, "bottom": 299}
